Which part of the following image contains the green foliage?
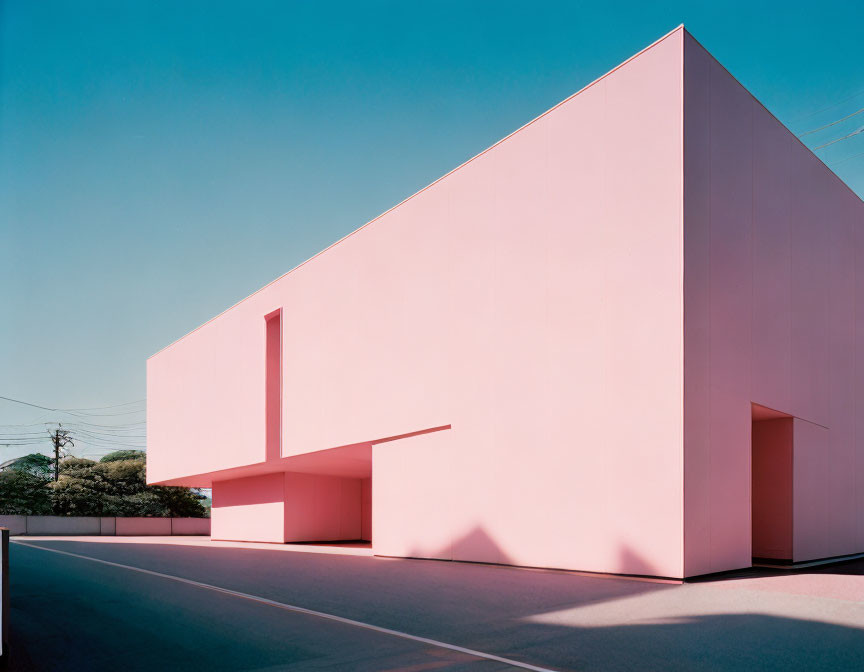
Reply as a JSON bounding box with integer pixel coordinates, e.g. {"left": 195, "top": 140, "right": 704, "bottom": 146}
{"left": 99, "top": 450, "right": 146, "bottom": 463}
{"left": 9, "top": 453, "right": 54, "bottom": 478}
{"left": 1, "top": 451, "right": 207, "bottom": 518}
{"left": 0, "top": 468, "right": 52, "bottom": 514}
{"left": 200, "top": 493, "right": 212, "bottom": 517}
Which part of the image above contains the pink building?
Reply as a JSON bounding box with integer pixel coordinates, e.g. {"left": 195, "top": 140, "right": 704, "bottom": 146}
{"left": 147, "top": 27, "right": 864, "bottom": 579}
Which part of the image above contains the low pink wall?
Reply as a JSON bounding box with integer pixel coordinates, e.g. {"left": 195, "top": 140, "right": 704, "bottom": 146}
{"left": 171, "top": 518, "right": 211, "bottom": 535}
{"left": 212, "top": 473, "right": 285, "bottom": 543}
{"left": 0, "top": 517, "right": 26, "bottom": 536}
{"left": 26, "top": 516, "right": 100, "bottom": 535}
{"left": 0, "top": 516, "right": 209, "bottom": 536}
{"left": 115, "top": 517, "right": 172, "bottom": 536}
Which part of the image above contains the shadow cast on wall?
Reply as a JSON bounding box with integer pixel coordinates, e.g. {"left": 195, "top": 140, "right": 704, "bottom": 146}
{"left": 407, "top": 523, "right": 665, "bottom": 578}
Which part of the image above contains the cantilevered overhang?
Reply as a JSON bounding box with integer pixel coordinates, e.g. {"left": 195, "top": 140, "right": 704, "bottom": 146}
{"left": 149, "top": 424, "right": 450, "bottom": 487}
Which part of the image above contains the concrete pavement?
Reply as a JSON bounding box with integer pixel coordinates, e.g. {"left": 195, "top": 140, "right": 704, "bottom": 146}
{"left": 8, "top": 537, "right": 864, "bottom": 671}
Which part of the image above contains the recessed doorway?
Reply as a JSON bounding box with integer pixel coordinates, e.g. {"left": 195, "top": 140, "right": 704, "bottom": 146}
{"left": 751, "top": 404, "right": 793, "bottom": 563}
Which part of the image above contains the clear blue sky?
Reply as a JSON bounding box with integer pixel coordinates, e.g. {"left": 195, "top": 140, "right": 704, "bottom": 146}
{"left": 2, "top": 1, "right": 863, "bottom": 459}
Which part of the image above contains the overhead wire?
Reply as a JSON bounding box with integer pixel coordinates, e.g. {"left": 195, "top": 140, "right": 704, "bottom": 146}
{"left": 800, "top": 107, "right": 864, "bottom": 136}
{"left": 829, "top": 149, "right": 864, "bottom": 166}
{"left": 62, "top": 400, "right": 145, "bottom": 411}
{"left": 791, "top": 87, "right": 864, "bottom": 123}
{"left": 814, "top": 126, "right": 864, "bottom": 150}
{"left": 0, "top": 394, "right": 145, "bottom": 416}
{"left": 0, "top": 396, "right": 149, "bottom": 461}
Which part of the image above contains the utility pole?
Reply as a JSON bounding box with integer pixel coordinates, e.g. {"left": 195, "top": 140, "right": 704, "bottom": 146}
{"left": 48, "top": 425, "right": 74, "bottom": 482}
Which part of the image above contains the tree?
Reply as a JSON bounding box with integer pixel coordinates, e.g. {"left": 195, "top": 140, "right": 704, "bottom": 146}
{"left": 50, "top": 452, "right": 206, "bottom": 517}
{"left": 148, "top": 484, "right": 208, "bottom": 517}
{"left": 50, "top": 458, "right": 105, "bottom": 515}
{"left": 99, "top": 450, "right": 146, "bottom": 463}
{"left": 9, "top": 453, "right": 53, "bottom": 478}
{"left": 0, "top": 456, "right": 52, "bottom": 514}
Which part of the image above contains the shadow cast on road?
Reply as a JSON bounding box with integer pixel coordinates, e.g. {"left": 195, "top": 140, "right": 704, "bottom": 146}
{"left": 9, "top": 535, "right": 864, "bottom": 671}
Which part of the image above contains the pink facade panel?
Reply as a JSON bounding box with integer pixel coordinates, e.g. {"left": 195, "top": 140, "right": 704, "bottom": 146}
{"left": 372, "top": 430, "right": 456, "bottom": 561}
{"left": 793, "top": 418, "right": 834, "bottom": 561}
{"left": 283, "top": 473, "right": 362, "bottom": 542}
{"left": 683, "top": 33, "right": 864, "bottom": 574}
{"left": 149, "top": 29, "right": 686, "bottom": 577}
{"left": 211, "top": 473, "right": 285, "bottom": 543}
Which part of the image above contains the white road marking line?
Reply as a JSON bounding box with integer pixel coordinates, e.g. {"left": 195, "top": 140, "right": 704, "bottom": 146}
{"left": 13, "top": 541, "right": 558, "bottom": 672}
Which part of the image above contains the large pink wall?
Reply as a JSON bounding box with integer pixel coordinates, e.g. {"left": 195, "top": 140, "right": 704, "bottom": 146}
{"left": 149, "top": 29, "right": 687, "bottom": 577}
{"left": 683, "top": 32, "right": 864, "bottom": 575}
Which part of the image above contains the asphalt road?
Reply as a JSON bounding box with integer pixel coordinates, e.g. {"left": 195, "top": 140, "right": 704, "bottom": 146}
{"left": 7, "top": 538, "right": 864, "bottom": 671}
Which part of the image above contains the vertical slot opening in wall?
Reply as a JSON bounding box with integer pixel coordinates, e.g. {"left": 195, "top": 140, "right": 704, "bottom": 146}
{"left": 751, "top": 404, "right": 794, "bottom": 563}
{"left": 265, "top": 309, "right": 282, "bottom": 462}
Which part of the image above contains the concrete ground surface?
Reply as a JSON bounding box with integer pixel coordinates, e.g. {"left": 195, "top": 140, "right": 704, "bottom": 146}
{"left": 7, "top": 537, "right": 864, "bottom": 671}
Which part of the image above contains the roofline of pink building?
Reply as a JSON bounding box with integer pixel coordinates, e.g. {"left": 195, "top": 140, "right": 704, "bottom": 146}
{"left": 148, "top": 24, "right": 700, "bottom": 361}
{"left": 149, "top": 25, "right": 862, "bottom": 363}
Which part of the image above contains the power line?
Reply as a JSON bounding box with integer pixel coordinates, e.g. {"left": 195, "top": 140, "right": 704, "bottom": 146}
{"left": 63, "top": 400, "right": 145, "bottom": 411}
{"left": 61, "top": 422, "right": 146, "bottom": 432}
{"left": 69, "top": 436, "right": 147, "bottom": 444}
{"left": 800, "top": 107, "right": 864, "bottom": 136}
{"left": 0, "top": 419, "right": 146, "bottom": 433}
{"left": 0, "top": 394, "right": 144, "bottom": 414}
{"left": 62, "top": 431, "right": 146, "bottom": 447}
{"left": 0, "top": 421, "right": 147, "bottom": 452}
{"left": 64, "top": 429, "right": 147, "bottom": 438}
{"left": 61, "top": 421, "right": 146, "bottom": 432}
{"left": 63, "top": 407, "right": 146, "bottom": 418}
{"left": 829, "top": 149, "right": 864, "bottom": 166}
{"left": 67, "top": 425, "right": 146, "bottom": 437}
{"left": 0, "top": 395, "right": 60, "bottom": 411}
{"left": 0, "top": 419, "right": 55, "bottom": 428}
{"left": 69, "top": 432, "right": 147, "bottom": 443}
{"left": 39, "top": 409, "right": 143, "bottom": 421}
{"left": 73, "top": 438, "right": 147, "bottom": 449}
{"left": 791, "top": 87, "right": 864, "bottom": 123}
{"left": 68, "top": 426, "right": 146, "bottom": 439}
{"left": 53, "top": 410, "right": 146, "bottom": 419}
{"left": 814, "top": 125, "right": 864, "bottom": 150}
